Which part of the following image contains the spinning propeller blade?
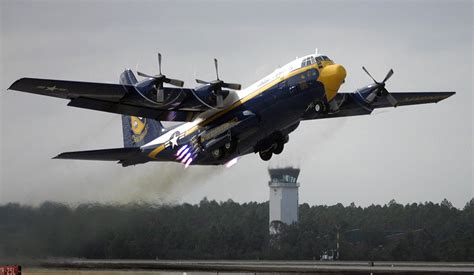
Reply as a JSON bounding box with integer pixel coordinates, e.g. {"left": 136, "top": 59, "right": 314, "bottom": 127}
{"left": 214, "top": 58, "right": 219, "bottom": 80}
{"left": 137, "top": 71, "right": 155, "bottom": 78}
{"left": 362, "top": 66, "right": 377, "bottom": 83}
{"left": 382, "top": 69, "right": 394, "bottom": 83}
{"left": 223, "top": 82, "right": 242, "bottom": 90}
{"left": 158, "top": 53, "right": 162, "bottom": 75}
{"left": 362, "top": 67, "right": 398, "bottom": 107}
{"left": 137, "top": 52, "right": 184, "bottom": 88}
{"left": 196, "top": 79, "right": 210, "bottom": 85}
{"left": 195, "top": 58, "right": 241, "bottom": 108}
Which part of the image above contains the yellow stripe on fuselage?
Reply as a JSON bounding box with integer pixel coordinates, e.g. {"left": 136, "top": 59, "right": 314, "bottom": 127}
{"left": 147, "top": 62, "right": 340, "bottom": 159}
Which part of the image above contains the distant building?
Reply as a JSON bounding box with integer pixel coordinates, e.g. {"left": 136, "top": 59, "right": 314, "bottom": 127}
{"left": 268, "top": 167, "right": 300, "bottom": 231}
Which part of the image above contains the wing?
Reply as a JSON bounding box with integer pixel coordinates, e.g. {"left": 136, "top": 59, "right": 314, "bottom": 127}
{"left": 8, "top": 78, "right": 203, "bottom": 122}
{"left": 302, "top": 91, "right": 455, "bottom": 120}
{"left": 54, "top": 147, "right": 149, "bottom": 167}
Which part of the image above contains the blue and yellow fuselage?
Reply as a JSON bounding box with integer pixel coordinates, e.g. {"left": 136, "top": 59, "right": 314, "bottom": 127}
{"left": 141, "top": 55, "right": 346, "bottom": 165}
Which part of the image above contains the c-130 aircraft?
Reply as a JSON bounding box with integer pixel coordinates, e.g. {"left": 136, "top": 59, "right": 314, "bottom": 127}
{"left": 8, "top": 51, "right": 454, "bottom": 167}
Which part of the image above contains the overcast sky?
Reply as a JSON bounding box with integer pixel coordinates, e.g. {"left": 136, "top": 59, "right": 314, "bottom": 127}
{"left": 1, "top": 0, "right": 472, "bottom": 208}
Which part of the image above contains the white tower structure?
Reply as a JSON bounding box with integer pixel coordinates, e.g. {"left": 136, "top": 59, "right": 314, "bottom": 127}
{"left": 268, "top": 167, "right": 300, "bottom": 226}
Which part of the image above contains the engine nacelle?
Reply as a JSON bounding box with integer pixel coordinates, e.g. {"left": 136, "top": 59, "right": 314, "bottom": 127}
{"left": 133, "top": 79, "right": 186, "bottom": 106}
{"left": 193, "top": 84, "right": 230, "bottom": 108}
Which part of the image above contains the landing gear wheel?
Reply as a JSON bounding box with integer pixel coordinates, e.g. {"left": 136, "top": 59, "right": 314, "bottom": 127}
{"left": 259, "top": 150, "right": 273, "bottom": 161}
{"left": 211, "top": 147, "right": 224, "bottom": 160}
{"left": 314, "top": 101, "right": 326, "bottom": 114}
{"left": 273, "top": 142, "right": 284, "bottom": 155}
{"left": 224, "top": 140, "right": 237, "bottom": 154}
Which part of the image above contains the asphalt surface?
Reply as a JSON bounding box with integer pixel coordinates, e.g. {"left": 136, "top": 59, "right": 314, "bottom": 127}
{"left": 21, "top": 259, "right": 474, "bottom": 273}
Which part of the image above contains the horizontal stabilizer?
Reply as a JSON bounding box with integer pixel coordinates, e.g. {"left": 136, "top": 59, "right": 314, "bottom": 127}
{"left": 54, "top": 147, "right": 148, "bottom": 166}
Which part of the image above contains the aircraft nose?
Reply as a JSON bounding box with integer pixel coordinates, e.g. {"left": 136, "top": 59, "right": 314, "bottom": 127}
{"left": 332, "top": 64, "right": 346, "bottom": 82}
{"left": 318, "top": 64, "right": 346, "bottom": 101}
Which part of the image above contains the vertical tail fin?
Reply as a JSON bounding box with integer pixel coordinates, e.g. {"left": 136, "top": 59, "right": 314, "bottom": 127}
{"left": 119, "top": 69, "right": 139, "bottom": 86}
{"left": 122, "top": 116, "right": 165, "bottom": 148}
{"left": 119, "top": 69, "right": 166, "bottom": 148}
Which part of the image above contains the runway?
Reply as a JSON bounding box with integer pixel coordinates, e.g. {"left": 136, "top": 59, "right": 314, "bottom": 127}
{"left": 15, "top": 259, "right": 474, "bottom": 274}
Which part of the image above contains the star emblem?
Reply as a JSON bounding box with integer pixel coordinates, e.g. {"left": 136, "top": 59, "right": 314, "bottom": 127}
{"left": 45, "top": 86, "right": 59, "bottom": 92}
{"left": 169, "top": 132, "right": 180, "bottom": 148}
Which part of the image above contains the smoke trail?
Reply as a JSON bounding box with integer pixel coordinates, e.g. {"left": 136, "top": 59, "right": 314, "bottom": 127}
{"left": 116, "top": 163, "right": 225, "bottom": 204}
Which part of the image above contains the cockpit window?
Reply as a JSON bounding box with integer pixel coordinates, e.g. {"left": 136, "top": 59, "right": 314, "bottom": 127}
{"left": 301, "top": 56, "right": 316, "bottom": 67}
{"left": 321, "top": 55, "right": 332, "bottom": 62}
{"left": 301, "top": 55, "right": 332, "bottom": 67}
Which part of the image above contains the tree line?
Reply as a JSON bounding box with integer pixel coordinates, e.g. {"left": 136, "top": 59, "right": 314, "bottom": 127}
{"left": 0, "top": 198, "right": 472, "bottom": 261}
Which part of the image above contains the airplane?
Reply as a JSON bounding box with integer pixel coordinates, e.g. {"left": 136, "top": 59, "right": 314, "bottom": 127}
{"left": 7, "top": 51, "right": 455, "bottom": 167}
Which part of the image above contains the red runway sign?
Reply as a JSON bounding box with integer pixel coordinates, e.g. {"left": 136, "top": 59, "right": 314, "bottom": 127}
{"left": 0, "top": 266, "right": 20, "bottom": 275}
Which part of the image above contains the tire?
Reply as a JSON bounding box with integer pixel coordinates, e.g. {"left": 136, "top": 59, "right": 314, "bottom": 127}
{"left": 211, "top": 147, "right": 224, "bottom": 160}
{"left": 314, "top": 101, "right": 326, "bottom": 114}
{"left": 224, "top": 140, "right": 237, "bottom": 154}
{"left": 273, "top": 142, "right": 284, "bottom": 155}
{"left": 259, "top": 150, "right": 272, "bottom": 161}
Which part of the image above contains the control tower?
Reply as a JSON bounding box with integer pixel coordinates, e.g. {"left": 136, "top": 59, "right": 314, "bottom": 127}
{"left": 268, "top": 167, "right": 300, "bottom": 226}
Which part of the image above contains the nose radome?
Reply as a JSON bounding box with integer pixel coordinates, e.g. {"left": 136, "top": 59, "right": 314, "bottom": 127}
{"left": 334, "top": 64, "right": 346, "bottom": 81}
{"left": 319, "top": 64, "right": 346, "bottom": 101}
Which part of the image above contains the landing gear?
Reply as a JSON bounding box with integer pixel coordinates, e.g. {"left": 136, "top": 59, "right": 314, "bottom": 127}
{"left": 258, "top": 140, "right": 284, "bottom": 161}
{"left": 273, "top": 141, "right": 284, "bottom": 155}
{"left": 259, "top": 150, "right": 273, "bottom": 161}
{"left": 314, "top": 101, "right": 326, "bottom": 114}
{"left": 211, "top": 139, "right": 238, "bottom": 161}
{"left": 224, "top": 140, "right": 237, "bottom": 153}
{"left": 211, "top": 147, "right": 224, "bottom": 160}
{"left": 257, "top": 132, "right": 289, "bottom": 161}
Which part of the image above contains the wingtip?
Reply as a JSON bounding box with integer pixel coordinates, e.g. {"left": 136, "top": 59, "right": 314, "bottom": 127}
{"left": 435, "top": 91, "right": 456, "bottom": 103}
{"left": 444, "top": 91, "right": 456, "bottom": 100}
{"left": 52, "top": 153, "right": 63, "bottom": 159}
{"left": 7, "top": 78, "right": 27, "bottom": 91}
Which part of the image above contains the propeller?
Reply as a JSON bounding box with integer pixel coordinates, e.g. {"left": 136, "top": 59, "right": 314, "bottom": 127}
{"left": 196, "top": 58, "right": 241, "bottom": 108}
{"left": 137, "top": 53, "right": 184, "bottom": 102}
{"left": 362, "top": 66, "right": 398, "bottom": 107}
